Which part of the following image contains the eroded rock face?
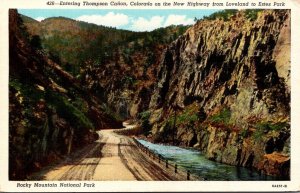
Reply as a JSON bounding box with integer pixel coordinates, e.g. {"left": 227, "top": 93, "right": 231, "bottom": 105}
{"left": 148, "top": 10, "right": 290, "bottom": 177}
{"left": 257, "top": 152, "right": 290, "bottom": 177}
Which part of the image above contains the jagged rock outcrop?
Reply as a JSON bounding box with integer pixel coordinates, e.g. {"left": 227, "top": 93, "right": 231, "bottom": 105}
{"left": 148, "top": 10, "right": 290, "bottom": 178}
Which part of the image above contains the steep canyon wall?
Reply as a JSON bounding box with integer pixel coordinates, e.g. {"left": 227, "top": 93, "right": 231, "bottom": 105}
{"left": 147, "top": 10, "right": 290, "bottom": 177}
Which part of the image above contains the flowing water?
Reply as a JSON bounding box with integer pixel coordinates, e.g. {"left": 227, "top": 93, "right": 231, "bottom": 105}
{"left": 137, "top": 139, "right": 288, "bottom": 181}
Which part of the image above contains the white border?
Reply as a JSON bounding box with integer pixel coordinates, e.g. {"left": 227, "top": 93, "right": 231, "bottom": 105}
{"left": 1, "top": 0, "right": 299, "bottom": 192}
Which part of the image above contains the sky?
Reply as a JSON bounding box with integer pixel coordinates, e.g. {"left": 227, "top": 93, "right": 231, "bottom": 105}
{"left": 18, "top": 9, "right": 217, "bottom": 32}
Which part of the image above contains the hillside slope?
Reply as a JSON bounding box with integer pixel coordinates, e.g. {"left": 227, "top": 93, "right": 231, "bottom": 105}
{"left": 9, "top": 9, "right": 122, "bottom": 180}
{"left": 22, "top": 16, "right": 188, "bottom": 119}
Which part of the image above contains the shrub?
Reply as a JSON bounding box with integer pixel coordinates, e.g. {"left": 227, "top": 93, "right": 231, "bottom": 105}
{"left": 177, "top": 112, "right": 198, "bottom": 125}
{"left": 209, "top": 108, "right": 231, "bottom": 125}
{"left": 255, "top": 121, "right": 288, "bottom": 132}
{"left": 175, "top": 104, "right": 199, "bottom": 125}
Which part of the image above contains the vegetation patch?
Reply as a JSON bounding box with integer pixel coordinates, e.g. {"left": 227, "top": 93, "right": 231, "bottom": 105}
{"left": 202, "top": 9, "right": 262, "bottom": 21}
{"left": 209, "top": 108, "right": 231, "bottom": 125}
{"left": 245, "top": 9, "right": 263, "bottom": 21}
{"left": 46, "top": 91, "right": 94, "bottom": 130}
{"left": 9, "top": 78, "right": 45, "bottom": 103}
{"left": 203, "top": 9, "right": 238, "bottom": 21}
{"left": 255, "top": 121, "right": 288, "bottom": 132}
{"left": 177, "top": 110, "right": 198, "bottom": 125}
{"left": 253, "top": 121, "right": 288, "bottom": 140}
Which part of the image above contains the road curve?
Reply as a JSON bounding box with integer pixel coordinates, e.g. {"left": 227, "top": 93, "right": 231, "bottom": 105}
{"left": 31, "top": 124, "right": 199, "bottom": 181}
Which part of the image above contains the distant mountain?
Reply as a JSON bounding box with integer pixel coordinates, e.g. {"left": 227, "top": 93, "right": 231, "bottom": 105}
{"left": 22, "top": 15, "right": 188, "bottom": 75}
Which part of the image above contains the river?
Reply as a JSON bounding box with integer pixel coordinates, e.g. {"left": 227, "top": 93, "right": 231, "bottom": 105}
{"left": 137, "top": 139, "right": 288, "bottom": 181}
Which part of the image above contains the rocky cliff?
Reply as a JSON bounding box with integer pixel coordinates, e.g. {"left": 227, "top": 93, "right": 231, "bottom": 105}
{"left": 9, "top": 9, "right": 122, "bottom": 180}
{"left": 147, "top": 10, "right": 290, "bottom": 178}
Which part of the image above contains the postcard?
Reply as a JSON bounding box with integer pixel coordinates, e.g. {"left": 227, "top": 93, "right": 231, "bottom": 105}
{"left": 1, "top": 0, "right": 300, "bottom": 192}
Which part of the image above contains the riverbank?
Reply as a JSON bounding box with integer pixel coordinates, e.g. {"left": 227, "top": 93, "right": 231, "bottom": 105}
{"left": 136, "top": 138, "right": 287, "bottom": 181}
{"left": 29, "top": 123, "right": 200, "bottom": 181}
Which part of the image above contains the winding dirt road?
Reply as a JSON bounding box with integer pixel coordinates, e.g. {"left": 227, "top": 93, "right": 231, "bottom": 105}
{"left": 32, "top": 123, "right": 200, "bottom": 181}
